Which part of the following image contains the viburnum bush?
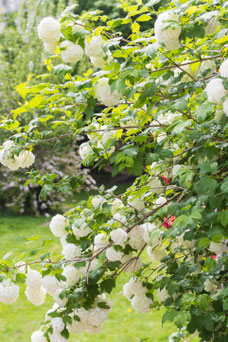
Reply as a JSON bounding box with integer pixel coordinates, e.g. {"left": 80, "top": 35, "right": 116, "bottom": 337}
{"left": 0, "top": 0, "right": 227, "bottom": 341}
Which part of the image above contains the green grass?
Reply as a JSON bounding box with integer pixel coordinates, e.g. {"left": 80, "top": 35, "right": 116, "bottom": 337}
{"left": 0, "top": 214, "right": 177, "bottom": 342}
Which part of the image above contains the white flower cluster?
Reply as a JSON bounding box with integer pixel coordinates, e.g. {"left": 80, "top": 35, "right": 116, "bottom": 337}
{"left": 85, "top": 35, "right": 104, "bottom": 58}
{"left": 128, "top": 196, "right": 145, "bottom": 211}
{"left": 206, "top": 78, "right": 227, "bottom": 105}
{"left": 154, "top": 11, "right": 181, "bottom": 50}
{"left": 94, "top": 233, "right": 109, "bottom": 251}
{"left": 31, "top": 331, "right": 47, "bottom": 342}
{"left": 38, "top": 17, "right": 61, "bottom": 53}
{"left": 206, "top": 59, "right": 228, "bottom": 116}
{"left": 0, "top": 279, "right": 20, "bottom": 304}
{"left": 60, "top": 40, "right": 84, "bottom": 64}
{"left": 123, "top": 278, "right": 152, "bottom": 313}
{"left": 25, "top": 268, "right": 46, "bottom": 306}
{"left": 72, "top": 219, "right": 92, "bottom": 239}
{"left": 67, "top": 295, "right": 113, "bottom": 334}
{"left": 95, "top": 78, "right": 121, "bottom": 107}
{"left": 79, "top": 142, "right": 92, "bottom": 161}
{"left": 0, "top": 141, "right": 35, "bottom": 171}
{"left": 110, "top": 228, "right": 128, "bottom": 247}
{"left": 204, "top": 11, "right": 220, "bottom": 36}
{"left": 49, "top": 214, "right": 68, "bottom": 237}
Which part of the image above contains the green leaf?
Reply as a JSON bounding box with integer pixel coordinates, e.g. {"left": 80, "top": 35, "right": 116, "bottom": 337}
{"left": 217, "top": 211, "right": 228, "bottom": 227}
{"left": 195, "top": 102, "right": 215, "bottom": 123}
{"left": 136, "top": 14, "right": 152, "bottom": 22}
{"left": 100, "top": 279, "right": 116, "bottom": 294}
{"left": 97, "top": 301, "right": 110, "bottom": 309}
{"left": 196, "top": 177, "right": 218, "bottom": 194}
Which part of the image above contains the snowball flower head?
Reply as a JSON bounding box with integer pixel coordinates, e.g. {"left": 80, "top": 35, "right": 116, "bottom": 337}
{"left": 49, "top": 214, "right": 68, "bottom": 238}
{"left": 157, "top": 287, "right": 169, "bottom": 302}
{"left": 72, "top": 220, "right": 92, "bottom": 239}
{"left": 19, "top": 151, "right": 35, "bottom": 168}
{"left": 31, "top": 331, "right": 47, "bottom": 342}
{"left": 62, "top": 243, "right": 80, "bottom": 259}
{"left": 147, "top": 246, "right": 166, "bottom": 262}
{"left": 94, "top": 233, "right": 108, "bottom": 251}
{"left": 128, "top": 197, "right": 145, "bottom": 211}
{"left": 95, "top": 78, "right": 121, "bottom": 107}
{"left": 220, "top": 59, "right": 228, "bottom": 78}
{"left": 42, "top": 275, "right": 63, "bottom": 295}
{"left": 61, "top": 40, "right": 83, "bottom": 64}
{"left": 131, "top": 295, "right": 152, "bottom": 313}
{"left": 0, "top": 280, "right": 20, "bottom": 304}
{"left": 38, "top": 17, "right": 61, "bottom": 44}
{"left": 51, "top": 317, "right": 65, "bottom": 333}
{"left": 123, "top": 277, "right": 147, "bottom": 300}
{"left": 154, "top": 11, "right": 181, "bottom": 50}
{"left": 79, "top": 142, "right": 92, "bottom": 161}
{"left": 25, "top": 286, "right": 46, "bottom": 306}
{"left": 26, "top": 268, "right": 42, "bottom": 289}
{"left": 85, "top": 35, "right": 104, "bottom": 57}
{"left": 223, "top": 99, "right": 228, "bottom": 117}
{"left": 111, "top": 198, "right": 124, "bottom": 215}
{"left": 53, "top": 288, "right": 67, "bottom": 306}
{"left": 205, "top": 78, "right": 226, "bottom": 104}
{"left": 110, "top": 228, "right": 128, "bottom": 247}
{"left": 106, "top": 247, "right": 123, "bottom": 262}
{"left": 128, "top": 225, "right": 145, "bottom": 250}
{"left": 44, "top": 41, "right": 58, "bottom": 54}
{"left": 0, "top": 141, "right": 20, "bottom": 171}
{"left": 91, "top": 195, "right": 105, "bottom": 207}
{"left": 62, "top": 265, "right": 80, "bottom": 286}
{"left": 204, "top": 279, "right": 216, "bottom": 293}
{"left": 204, "top": 12, "right": 220, "bottom": 35}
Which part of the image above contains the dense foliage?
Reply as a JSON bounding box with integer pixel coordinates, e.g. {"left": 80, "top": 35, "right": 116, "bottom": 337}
{"left": 0, "top": 0, "right": 227, "bottom": 341}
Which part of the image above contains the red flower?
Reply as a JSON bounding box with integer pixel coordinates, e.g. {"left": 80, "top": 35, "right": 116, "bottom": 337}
{"left": 161, "top": 176, "right": 170, "bottom": 185}
{"left": 211, "top": 255, "right": 216, "bottom": 259}
{"left": 163, "top": 215, "right": 175, "bottom": 229}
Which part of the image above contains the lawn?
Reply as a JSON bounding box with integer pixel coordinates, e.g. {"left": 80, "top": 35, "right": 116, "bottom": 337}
{"left": 0, "top": 214, "right": 177, "bottom": 342}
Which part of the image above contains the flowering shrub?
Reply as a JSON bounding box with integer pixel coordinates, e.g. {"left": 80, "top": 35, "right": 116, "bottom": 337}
{"left": 0, "top": 0, "right": 228, "bottom": 341}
